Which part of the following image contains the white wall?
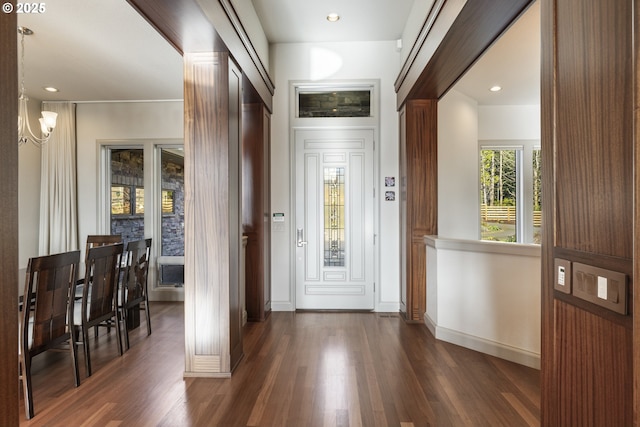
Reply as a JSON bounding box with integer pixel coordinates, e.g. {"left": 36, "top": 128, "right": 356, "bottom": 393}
{"left": 437, "top": 89, "right": 479, "bottom": 239}
{"left": 425, "top": 237, "right": 541, "bottom": 368}
{"left": 478, "top": 105, "right": 540, "bottom": 140}
{"left": 433, "top": 90, "right": 542, "bottom": 368}
{"left": 270, "top": 41, "right": 401, "bottom": 311}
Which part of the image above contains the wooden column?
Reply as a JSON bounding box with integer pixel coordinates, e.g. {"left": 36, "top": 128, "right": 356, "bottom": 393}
{"left": 541, "top": 0, "right": 635, "bottom": 424}
{"left": 241, "top": 102, "right": 271, "bottom": 321}
{"left": 0, "top": 10, "right": 19, "bottom": 425}
{"left": 183, "top": 51, "right": 243, "bottom": 376}
{"left": 399, "top": 99, "right": 438, "bottom": 322}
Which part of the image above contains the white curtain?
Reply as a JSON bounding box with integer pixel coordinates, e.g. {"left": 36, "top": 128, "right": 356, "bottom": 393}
{"left": 39, "top": 102, "right": 78, "bottom": 255}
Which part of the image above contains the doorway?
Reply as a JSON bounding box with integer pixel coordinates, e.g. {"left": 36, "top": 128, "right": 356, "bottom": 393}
{"left": 294, "top": 128, "right": 375, "bottom": 309}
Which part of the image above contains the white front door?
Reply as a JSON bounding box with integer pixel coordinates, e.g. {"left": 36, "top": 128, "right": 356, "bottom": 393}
{"left": 295, "top": 128, "right": 375, "bottom": 309}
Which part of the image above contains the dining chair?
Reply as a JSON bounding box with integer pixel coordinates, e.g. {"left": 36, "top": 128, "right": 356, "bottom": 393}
{"left": 73, "top": 242, "right": 124, "bottom": 377}
{"left": 20, "top": 250, "right": 81, "bottom": 420}
{"left": 77, "top": 235, "right": 122, "bottom": 334}
{"left": 85, "top": 234, "right": 122, "bottom": 257}
{"left": 120, "top": 238, "right": 152, "bottom": 350}
{"left": 80, "top": 235, "right": 122, "bottom": 283}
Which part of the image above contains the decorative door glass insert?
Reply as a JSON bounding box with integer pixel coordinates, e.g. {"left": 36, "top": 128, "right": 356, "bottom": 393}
{"left": 324, "top": 167, "right": 345, "bottom": 266}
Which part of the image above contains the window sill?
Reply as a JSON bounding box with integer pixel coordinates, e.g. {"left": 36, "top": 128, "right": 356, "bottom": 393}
{"left": 424, "top": 235, "right": 541, "bottom": 258}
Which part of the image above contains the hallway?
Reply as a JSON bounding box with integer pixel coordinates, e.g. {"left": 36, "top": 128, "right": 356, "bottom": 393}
{"left": 20, "top": 302, "right": 539, "bottom": 426}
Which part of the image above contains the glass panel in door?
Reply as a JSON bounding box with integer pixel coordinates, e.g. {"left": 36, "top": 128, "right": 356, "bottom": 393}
{"left": 158, "top": 148, "right": 185, "bottom": 287}
{"left": 110, "top": 148, "right": 145, "bottom": 245}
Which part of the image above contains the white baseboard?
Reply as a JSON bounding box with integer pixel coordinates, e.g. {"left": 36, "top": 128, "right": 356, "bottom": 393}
{"left": 424, "top": 312, "right": 437, "bottom": 337}
{"left": 272, "top": 301, "right": 400, "bottom": 312}
{"left": 424, "top": 313, "right": 540, "bottom": 370}
{"left": 376, "top": 302, "right": 400, "bottom": 312}
{"left": 271, "top": 301, "right": 295, "bottom": 311}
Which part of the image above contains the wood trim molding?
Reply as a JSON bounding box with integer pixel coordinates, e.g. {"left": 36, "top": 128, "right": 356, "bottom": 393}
{"left": 633, "top": 0, "right": 640, "bottom": 422}
{"left": 196, "top": 0, "right": 274, "bottom": 112}
{"left": 396, "top": 0, "right": 532, "bottom": 108}
{"left": 127, "top": 0, "right": 274, "bottom": 111}
{"left": 218, "top": 0, "right": 275, "bottom": 97}
{"left": 394, "top": 0, "right": 463, "bottom": 95}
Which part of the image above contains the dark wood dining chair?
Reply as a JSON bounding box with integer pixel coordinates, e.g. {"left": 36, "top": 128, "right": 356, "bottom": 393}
{"left": 77, "top": 235, "right": 122, "bottom": 332}
{"left": 20, "top": 250, "right": 81, "bottom": 420}
{"left": 85, "top": 234, "right": 122, "bottom": 257}
{"left": 120, "top": 238, "right": 152, "bottom": 350}
{"left": 73, "top": 242, "right": 124, "bottom": 377}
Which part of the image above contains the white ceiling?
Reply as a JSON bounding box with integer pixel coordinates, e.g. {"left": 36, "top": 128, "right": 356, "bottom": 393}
{"left": 454, "top": 1, "right": 540, "bottom": 106}
{"left": 250, "top": 0, "right": 415, "bottom": 43}
{"left": 16, "top": 0, "right": 539, "bottom": 106}
{"left": 17, "top": 0, "right": 183, "bottom": 102}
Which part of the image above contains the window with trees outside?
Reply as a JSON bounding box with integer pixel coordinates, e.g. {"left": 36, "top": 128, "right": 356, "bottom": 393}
{"left": 480, "top": 142, "right": 541, "bottom": 244}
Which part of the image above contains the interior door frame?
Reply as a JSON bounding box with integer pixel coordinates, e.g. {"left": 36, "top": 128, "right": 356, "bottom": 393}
{"left": 289, "top": 80, "right": 380, "bottom": 310}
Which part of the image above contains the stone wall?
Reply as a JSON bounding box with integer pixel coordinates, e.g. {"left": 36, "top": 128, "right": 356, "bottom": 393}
{"left": 110, "top": 149, "right": 184, "bottom": 257}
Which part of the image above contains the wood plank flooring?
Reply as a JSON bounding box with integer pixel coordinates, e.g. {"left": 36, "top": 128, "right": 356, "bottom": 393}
{"left": 19, "top": 302, "right": 540, "bottom": 426}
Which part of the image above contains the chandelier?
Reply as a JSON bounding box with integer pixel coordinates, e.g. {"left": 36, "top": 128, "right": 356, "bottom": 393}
{"left": 18, "top": 26, "right": 57, "bottom": 146}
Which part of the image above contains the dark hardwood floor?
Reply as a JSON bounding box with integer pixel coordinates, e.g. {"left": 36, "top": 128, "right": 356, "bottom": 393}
{"left": 19, "top": 302, "right": 540, "bottom": 426}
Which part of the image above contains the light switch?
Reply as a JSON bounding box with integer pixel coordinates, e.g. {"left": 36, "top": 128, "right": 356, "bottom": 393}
{"left": 597, "top": 276, "right": 607, "bottom": 300}
{"left": 572, "top": 262, "right": 627, "bottom": 315}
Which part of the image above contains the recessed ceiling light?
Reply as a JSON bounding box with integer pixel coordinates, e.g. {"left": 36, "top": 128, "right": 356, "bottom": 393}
{"left": 327, "top": 13, "right": 340, "bottom": 22}
{"left": 43, "top": 86, "right": 59, "bottom": 93}
{"left": 489, "top": 85, "right": 502, "bottom": 92}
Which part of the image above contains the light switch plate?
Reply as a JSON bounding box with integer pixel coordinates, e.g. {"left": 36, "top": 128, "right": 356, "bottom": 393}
{"left": 572, "top": 262, "right": 627, "bottom": 315}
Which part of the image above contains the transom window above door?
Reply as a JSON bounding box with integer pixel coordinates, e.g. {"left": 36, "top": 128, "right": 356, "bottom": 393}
{"left": 297, "top": 88, "right": 371, "bottom": 118}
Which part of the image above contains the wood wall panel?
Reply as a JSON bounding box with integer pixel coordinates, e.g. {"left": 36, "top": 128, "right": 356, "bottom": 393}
{"left": 0, "top": 9, "right": 19, "bottom": 425}
{"left": 541, "top": 0, "right": 636, "bottom": 424}
{"left": 228, "top": 58, "right": 243, "bottom": 371}
{"left": 554, "top": 301, "right": 632, "bottom": 426}
{"left": 183, "top": 52, "right": 242, "bottom": 376}
{"left": 554, "top": 0, "right": 633, "bottom": 258}
{"left": 396, "top": 0, "right": 532, "bottom": 107}
{"left": 241, "top": 103, "right": 271, "bottom": 321}
{"left": 399, "top": 100, "right": 438, "bottom": 322}
{"left": 633, "top": 0, "right": 640, "bottom": 422}
{"left": 127, "top": 0, "right": 274, "bottom": 111}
